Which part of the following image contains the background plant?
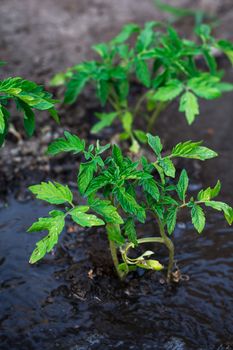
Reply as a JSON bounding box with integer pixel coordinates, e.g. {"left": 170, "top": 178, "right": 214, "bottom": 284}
{"left": 51, "top": 22, "right": 233, "bottom": 153}
{"left": 28, "top": 132, "right": 233, "bottom": 282}
{"left": 154, "top": 0, "right": 217, "bottom": 27}
{"left": 0, "top": 61, "right": 59, "bottom": 147}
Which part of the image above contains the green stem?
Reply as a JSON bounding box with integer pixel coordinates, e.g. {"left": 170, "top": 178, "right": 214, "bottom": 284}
{"left": 122, "top": 236, "right": 165, "bottom": 264}
{"left": 147, "top": 101, "right": 167, "bottom": 132}
{"left": 124, "top": 237, "right": 164, "bottom": 253}
{"left": 134, "top": 91, "right": 148, "bottom": 116}
{"left": 156, "top": 216, "right": 174, "bottom": 282}
{"left": 106, "top": 223, "right": 125, "bottom": 280}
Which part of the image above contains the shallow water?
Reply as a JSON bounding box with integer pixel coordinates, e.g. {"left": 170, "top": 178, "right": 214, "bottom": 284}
{"left": 0, "top": 196, "right": 233, "bottom": 350}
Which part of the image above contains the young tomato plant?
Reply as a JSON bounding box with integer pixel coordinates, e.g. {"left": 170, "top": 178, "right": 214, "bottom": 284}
{"left": 154, "top": 0, "right": 216, "bottom": 27}
{"left": 50, "top": 22, "right": 233, "bottom": 153}
{"left": 28, "top": 132, "right": 233, "bottom": 282}
{"left": 0, "top": 61, "right": 59, "bottom": 147}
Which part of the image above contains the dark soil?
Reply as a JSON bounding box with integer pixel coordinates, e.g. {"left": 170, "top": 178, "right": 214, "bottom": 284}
{"left": 1, "top": 195, "right": 233, "bottom": 350}
{"left": 0, "top": 1, "right": 233, "bottom": 349}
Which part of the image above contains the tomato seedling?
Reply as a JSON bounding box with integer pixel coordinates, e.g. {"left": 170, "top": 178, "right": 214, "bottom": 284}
{"left": 28, "top": 132, "right": 233, "bottom": 282}
{"left": 50, "top": 22, "right": 233, "bottom": 153}
{"left": 0, "top": 61, "right": 59, "bottom": 147}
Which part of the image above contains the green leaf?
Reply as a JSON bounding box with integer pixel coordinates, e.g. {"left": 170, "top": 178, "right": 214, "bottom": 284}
{"left": 29, "top": 181, "right": 73, "bottom": 205}
{"left": 216, "top": 82, "right": 233, "bottom": 93}
{"left": 135, "top": 59, "right": 151, "bottom": 87}
{"left": 0, "top": 77, "right": 58, "bottom": 111}
{"left": 147, "top": 133, "right": 163, "bottom": 156}
{"left": 153, "top": 163, "right": 165, "bottom": 184}
{"left": 191, "top": 204, "right": 205, "bottom": 233}
{"left": 77, "top": 160, "right": 96, "bottom": 195}
{"left": 172, "top": 141, "right": 217, "bottom": 160}
{"left": 110, "top": 67, "right": 127, "bottom": 80}
{"left": 90, "top": 199, "right": 123, "bottom": 224}
{"left": 49, "top": 108, "right": 60, "bottom": 123}
{"left": 195, "top": 24, "right": 211, "bottom": 40}
{"left": 112, "top": 144, "right": 124, "bottom": 166}
{"left": 70, "top": 207, "right": 104, "bottom": 227}
{"left": 111, "top": 23, "right": 140, "bottom": 44}
{"left": 92, "top": 43, "right": 109, "bottom": 58}
{"left": 137, "top": 259, "right": 163, "bottom": 271}
{"left": 64, "top": 73, "right": 88, "bottom": 104}
{"left": 188, "top": 75, "right": 221, "bottom": 100}
{"left": 50, "top": 72, "right": 67, "bottom": 87}
{"left": 116, "top": 79, "right": 129, "bottom": 102}
{"left": 141, "top": 178, "right": 159, "bottom": 201}
{"left": 0, "top": 104, "right": 5, "bottom": 134}
{"left": 96, "top": 141, "right": 111, "bottom": 155}
{"left": 217, "top": 39, "right": 233, "bottom": 65}
{"left": 197, "top": 180, "right": 221, "bottom": 201}
{"left": 96, "top": 79, "right": 109, "bottom": 106}
{"left": 129, "top": 139, "right": 140, "bottom": 154}
{"left": 16, "top": 99, "right": 36, "bottom": 137}
{"left": 202, "top": 48, "right": 217, "bottom": 74}
{"left": 28, "top": 217, "right": 55, "bottom": 233}
{"left": 29, "top": 215, "right": 65, "bottom": 263}
{"left": 23, "top": 106, "right": 35, "bottom": 137}
{"left": 134, "top": 130, "right": 147, "bottom": 143}
{"left": 0, "top": 106, "right": 9, "bottom": 146}
{"left": 204, "top": 201, "right": 233, "bottom": 225}
{"left": 107, "top": 223, "right": 125, "bottom": 245}
{"left": 91, "top": 112, "right": 118, "bottom": 134}
{"left": 85, "top": 174, "right": 110, "bottom": 196}
{"left": 115, "top": 187, "right": 146, "bottom": 223}
{"left": 179, "top": 91, "right": 199, "bottom": 124}
{"left": 166, "top": 207, "right": 178, "bottom": 235}
{"left": 136, "top": 21, "right": 157, "bottom": 52}
{"left": 159, "top": 158, "right": 176, "bottom": 178}
{"left": 154, "top": 0, "right": 193, "bottom": 18}
{"left": 153, "top": 80, "right": 183, "bottom": 101}
{"left": 122, "top": 111, "right": 133, "bottom": 133}
{"left": 124, "top": 218, "right": 138, "bottom": 245}
{"left": 167, "top": 26, "right": 182, "bottom": 49}
{"left": 47, "top": 131, "right": 85, "bottom": 155}
{"left": 177, "top": 169, "right": 189, "bottom": 201}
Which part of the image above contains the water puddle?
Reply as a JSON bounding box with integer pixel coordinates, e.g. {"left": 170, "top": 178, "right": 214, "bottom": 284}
{"left": 0, "top": 197, "right": 233, "bottom": 350}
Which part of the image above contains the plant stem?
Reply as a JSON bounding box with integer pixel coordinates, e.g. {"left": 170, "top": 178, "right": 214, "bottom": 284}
{"left": 156, "top": 216, "right": 174, "bottom": 282}
{"left": 122, "top": 236, "right": 165, "bottom": 264}
{"left": 106, "top": 223, "right": 125, "bottom": 280}
{"left": 134, "top": 91, "right": 148, "bottom": 116}
{"left": 147, "top": 101, "right": 167, "bottom": 132}
{"left": 124, "top": 237, "right": 164, "bottom": 253}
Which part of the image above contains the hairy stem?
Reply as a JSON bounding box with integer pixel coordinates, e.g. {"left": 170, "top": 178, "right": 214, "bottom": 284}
{"left": 106, "top": 223, "right": 125, "bottom": 280}
{"left": 156, "top": 216, "right": 174, "bottom": 282}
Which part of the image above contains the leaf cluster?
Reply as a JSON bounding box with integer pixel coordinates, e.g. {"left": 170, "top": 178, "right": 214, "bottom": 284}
{"left": 50, "top": 22, "right": 233, "bottom": 145}
{"left": 0, "top": 72, "right": 59, "bottom": 146}
{"left": 28, "top": 132, "right": 233, "bottom": 263}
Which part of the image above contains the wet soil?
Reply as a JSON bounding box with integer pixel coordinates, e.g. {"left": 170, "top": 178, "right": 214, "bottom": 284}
{"left": 0, "top": 194, "right": 233, "bottom": 350}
